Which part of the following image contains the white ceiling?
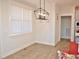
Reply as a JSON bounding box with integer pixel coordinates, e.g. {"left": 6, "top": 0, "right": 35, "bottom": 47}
{"left": 15, "top": 0, "right": 79, "bottom": 6}
{"left": 55, "top": 0, "right": 79, "bottom": 5}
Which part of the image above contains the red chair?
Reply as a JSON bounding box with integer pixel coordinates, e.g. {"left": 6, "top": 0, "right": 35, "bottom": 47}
{"left": 69, "top": 42, "right": 78, "bottom": 55}
{"left": 64, "top": 42, "right": 78, "bottom": 59}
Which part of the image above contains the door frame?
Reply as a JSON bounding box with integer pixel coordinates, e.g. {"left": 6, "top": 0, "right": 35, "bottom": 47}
{"left": 59, "top": 14, "right": 73, "bottom": 41}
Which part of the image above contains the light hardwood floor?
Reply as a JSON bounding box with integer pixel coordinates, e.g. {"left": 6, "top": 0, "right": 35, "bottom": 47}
{"left": 3, "top": 39, "right": 70, "bottom": 59}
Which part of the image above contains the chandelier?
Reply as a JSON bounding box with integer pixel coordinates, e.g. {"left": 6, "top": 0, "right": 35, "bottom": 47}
{"left": 34, "top": 0, "right": 49, "bottom": 20}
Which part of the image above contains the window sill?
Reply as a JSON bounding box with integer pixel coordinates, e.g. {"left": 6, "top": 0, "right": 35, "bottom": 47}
{"left": 8, "top": 32, "right": 32, "bottom": 37}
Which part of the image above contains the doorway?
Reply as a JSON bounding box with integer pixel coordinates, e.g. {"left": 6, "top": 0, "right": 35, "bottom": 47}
{"left": 60, "top": 16, "right": 71, "bottom": 40}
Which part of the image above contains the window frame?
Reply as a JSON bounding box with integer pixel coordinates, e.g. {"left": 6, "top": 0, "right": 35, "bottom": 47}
{"left": 9, "top": 1, "right": 33, "bottom": 36}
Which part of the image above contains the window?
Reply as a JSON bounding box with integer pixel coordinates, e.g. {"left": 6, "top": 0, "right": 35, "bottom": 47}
{"left": 9, "top": 4, "right": 32, "bottom": 35}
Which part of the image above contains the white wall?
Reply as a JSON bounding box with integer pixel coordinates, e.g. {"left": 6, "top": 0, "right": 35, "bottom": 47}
{"left": 0, "top": 0, "right": 2, "bottom": 58}
{"left": 76, "top": 7, "right": 79, "bottom": 20}
{"left": 57, "top": 5, "right": 75, "bottom": 41}
{"left": 59, "top": 5, "right": 74, "bottom": 14}
{"left": 54, "top": 5, "right": 60, "bottom": 44}
{"left": 1, "top": 0, "right": 35, "bottom": 58}
{"left": 35, "top": 3, "right": 56, "bottom": 46}
{"left": 53, "top": 4, "right": 77, "bottom": 43}
{"left": 1, "top": 0, "right": 8, "bottom": 58}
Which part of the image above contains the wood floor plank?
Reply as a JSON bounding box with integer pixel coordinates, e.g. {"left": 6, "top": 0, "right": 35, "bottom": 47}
{"left": 3, "top": 39, "right": 70, "bottom": 59}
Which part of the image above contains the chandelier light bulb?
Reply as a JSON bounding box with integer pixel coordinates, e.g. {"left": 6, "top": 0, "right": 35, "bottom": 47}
{"left": 34, "top": 0, "right": 49, "bottom": 20}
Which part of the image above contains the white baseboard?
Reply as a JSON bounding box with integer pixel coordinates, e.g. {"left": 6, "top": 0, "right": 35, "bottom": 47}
{"left": 55, "top": 40, "right": 60, "bottom": 46}
{"left": 1, "top": 42, "right": 35, "bottom": 58}
{"left": 35, "top": 41, "right": 55, "bottom": 46}
{"left": 1, "top": 41, "right": 55, "bottom": 58}
{"left": 61, "top": 37, "right": 71, "bottom": 39}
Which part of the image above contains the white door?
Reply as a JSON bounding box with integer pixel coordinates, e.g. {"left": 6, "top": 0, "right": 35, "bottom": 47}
{"left": 61, "top": 16, "right": 71, "bottom": 39}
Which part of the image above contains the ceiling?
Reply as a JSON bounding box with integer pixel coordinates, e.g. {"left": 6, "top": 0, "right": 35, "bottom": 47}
{"left": 15, "top": 0, "right": 79, "bottom": 6}
{"left": 55, "top": 0, "right": 79, "bottom": 5}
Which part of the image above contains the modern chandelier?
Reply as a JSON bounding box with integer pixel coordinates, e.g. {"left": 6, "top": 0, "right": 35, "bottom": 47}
{"left": 34, "top": 0, "right": 49, "bottom": 20}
